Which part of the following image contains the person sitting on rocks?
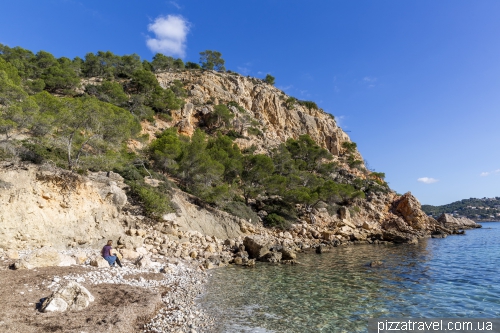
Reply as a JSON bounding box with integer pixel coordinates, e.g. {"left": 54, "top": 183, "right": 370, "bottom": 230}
{"left": 101, "top": 240, "right": 122, "bottom": 267}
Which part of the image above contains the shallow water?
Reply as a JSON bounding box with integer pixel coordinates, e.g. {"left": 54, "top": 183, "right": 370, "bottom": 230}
{"left": 199, "top": 222, "right": 500, "bottom": 333}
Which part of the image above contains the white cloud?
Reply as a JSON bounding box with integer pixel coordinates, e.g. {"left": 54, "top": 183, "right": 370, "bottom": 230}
{"left": 146, "top": 15, "right": 190, "bottom": 57}
{"left": 363, "top": 76, "right": 377, "bottom": 88}
{"left": 417, "top": 177, "right": 439, "bottom": 184}
{"left": 277, "top": 84, "right": 293, "bottom": 92}
{"left": 169, "top": 1, "right": 181, "bottom": 9}
{"left": 480, "top": 169, "right": 500, "bottom": 177}
{"left": 237, "top": 67, "right": 249, "bottom": 75}
{"left": 335, "top": 115, "right": 346, "bottom": 128}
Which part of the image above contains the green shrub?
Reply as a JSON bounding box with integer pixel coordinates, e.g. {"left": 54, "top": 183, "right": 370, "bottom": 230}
{"left": 342, "top": 141, "right": 357, "bottom": 154}
{"left": 298, "top": 100, "right": 318, "bottom": 110}
{"left": 247, "top": 127, "right": 263, "bottom": 137}
{"left": 157, "top": 113, "right": 173, "bottom": 122}
{"left": 227, "top": 101, "right": 246, "bottom": 113}
{"left": 20, "top": 142, "right": 66, "bottom": 167}
{"left": 264, "top": 74, "right": 275, "bottom": 85}
{"left": 285, "top": 97, "right": 296, "bottom": 109}
{"left": 348, "top": 158, "right": 363, "bottom": 169}
{"left": 265, "top": 213, "right": 291, "bottom": 230}
{"left": 128, "top": 181, "right": 173, "bottom": 219}
{"left": 226, "top": 130, "right": 244, "bottom": 140}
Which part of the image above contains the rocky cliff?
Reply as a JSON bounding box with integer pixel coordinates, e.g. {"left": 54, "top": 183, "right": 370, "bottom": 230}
{"left": 155, "top": 71, "right": 356, "bottom": 160}
{"left": 0, "top": 163, "right": 128, "bottom": 250}
{"left": 0, "top": 70, "right": 452, "bottom": 256}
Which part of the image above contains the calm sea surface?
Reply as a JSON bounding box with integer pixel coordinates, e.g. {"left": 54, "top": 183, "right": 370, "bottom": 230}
{"left": 198, "top": 222, "right": 500, "bottom": 333}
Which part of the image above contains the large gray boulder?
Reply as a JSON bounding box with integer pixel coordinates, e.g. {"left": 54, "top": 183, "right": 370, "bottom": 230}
{"left": 243, "top": 236, "right": 273, "bottom": 260}
{"left": 41, "top": 281, "right": 94, "bottom": 312}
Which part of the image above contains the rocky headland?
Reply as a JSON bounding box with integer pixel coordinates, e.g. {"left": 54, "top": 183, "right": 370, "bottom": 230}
{"left": 0, "top": 69, "right": 478, "bottom": 332}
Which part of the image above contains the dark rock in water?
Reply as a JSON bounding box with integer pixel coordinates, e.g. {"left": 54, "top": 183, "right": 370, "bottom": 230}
{"left": 235, "top": 250, "right": 249, "bottom": 259}
{"left": 382, "top": 230, "right": 418, "bottom": 244}
{"left": 243, "top": 258, "right": 256, "bottom": 267}
{"left": 280, "top": 248, "right": 297, "bottom": 260}
{"left": 431, "top": 230, "right": 448, "bottom": 238}
{"left": 370, "top": 260, "right": 384, "bottom": 267}
{"left": 316, "top": 246, "right": 323, "bottom": 254}
{"left": 260, "top": 251, "right": 282, "bottom": 263}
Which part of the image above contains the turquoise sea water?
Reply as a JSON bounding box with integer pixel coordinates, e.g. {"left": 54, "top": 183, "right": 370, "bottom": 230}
{"left": 199, "top": 222, "right": 500, "bottom": 333}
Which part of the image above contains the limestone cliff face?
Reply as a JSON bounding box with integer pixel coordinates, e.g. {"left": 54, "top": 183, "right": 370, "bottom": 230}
{"left": 0, "top": 164, "right": 127, "bottom": 250}
{"left": 156, "top": 71, "right": 354, "bottom": 158}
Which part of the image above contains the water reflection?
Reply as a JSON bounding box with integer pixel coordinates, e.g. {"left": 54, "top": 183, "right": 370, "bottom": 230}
{"left": 199, "top": 223, "right": 500, "bottom": 333}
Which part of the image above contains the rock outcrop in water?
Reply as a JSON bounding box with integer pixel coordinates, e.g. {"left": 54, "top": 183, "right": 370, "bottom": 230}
{"left": 437, "top": 213, "right": 481, "bottom": 230}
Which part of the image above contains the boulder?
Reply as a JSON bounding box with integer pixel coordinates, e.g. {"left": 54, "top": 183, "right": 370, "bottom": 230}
{"left": 74, "top": 252, "right": 88, "bottom": 265}
{"left": 393, "top": 192, "right": 435, "bottom": 231}
{"left": 322, "top": 231, "right": 336, "bottom": 241}
{"left": 41, "top": 281, "right": 94, "bottom": 312}
{"left": 243, "top": 236, "right": 272, "bottom": 259}
{"left": 370, "top": 260, "right": 384, "bottom": 267}
{"left": 120, "top": 248, "right": 140, "bottom": 260}
{"left": 90, "top": 257, "right": 109, "bottom": 268}
{"left": 14, "top": 247, "right": 62, "bottom": 270}
{"left": 205, "top": 244, "right": 216, "bottom": 253}
{"left": 437, "top": 214, "right": 481, "bottom": 229}
{"left": 280, "top": 248, "right": 297, "bottom": 260}
{"left": 339, "top": 207, "right": 351, "bottom": 220}
{"left": 362, "top": 221, "right": 377, "bottom": 231}
{"left": 382, "top": 230, "right": 418, "bottom": 244}
{"left": 135, "top": 256, "right": 153, "bottom": 268}
{"left": 58, "top": 254, "right": 77, "bottom": 267}
{"left": 431, "top": 230, "right": 448, "bottom": 239}
{"left": 6, "top": 249, "right": 19, "bottom": 260}
{"left": 339, "top": 218, "right": 356, "bottom": 229}
{"left": 261, "top": 251, "right": 282, "bottom": 263}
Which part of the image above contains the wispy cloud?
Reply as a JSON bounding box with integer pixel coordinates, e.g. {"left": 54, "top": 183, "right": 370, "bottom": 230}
{"left": 480, "top": 169, "right": 500, "bottom": 177}
{"left": 277, "top": 84, "right": 293, "bottom": 93}
{"left": 335, "top": 115, "right": 346, "bottom": 128}
{"left": 146, "top": 15, "right": 190, "bottom": 58}
{"left": 362, "top": 76, "right": 377, "bottom": 88}
{"left": 169, "top": 1, "right": 181, "bottom": 9}
{"left": 417, "top": 177, "right": 439, "bottom": 184}
{"left": 237, "top": 66, "right": 251, "bottom": 75}
{"left": 299, "top": 89, "right": 311, "bottom": 97}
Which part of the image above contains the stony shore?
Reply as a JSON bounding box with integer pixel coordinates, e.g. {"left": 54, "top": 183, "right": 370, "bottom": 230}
{"left": 0, "top": 247, "right": 219, "bottom": 333}
{"left": 0, "top": 210, "right": 482, "bottom": 333}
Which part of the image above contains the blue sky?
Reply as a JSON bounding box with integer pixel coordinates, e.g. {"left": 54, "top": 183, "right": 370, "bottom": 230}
{"left": 1, "top": 0, "right": 499, "bottom": 205}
